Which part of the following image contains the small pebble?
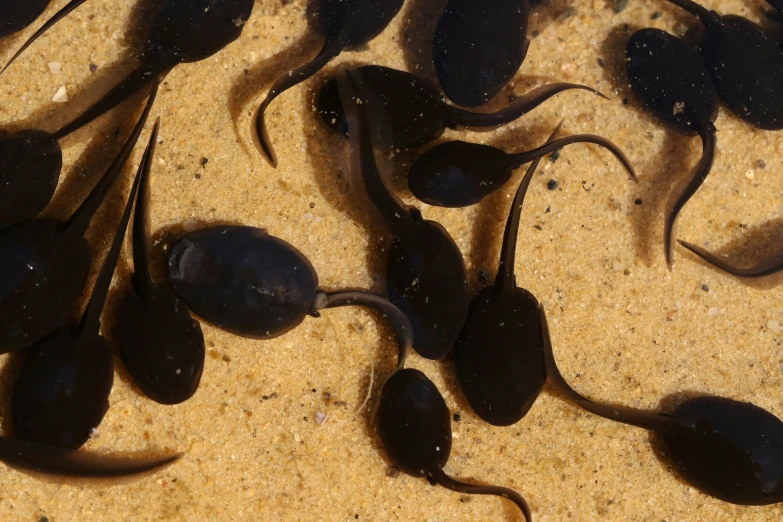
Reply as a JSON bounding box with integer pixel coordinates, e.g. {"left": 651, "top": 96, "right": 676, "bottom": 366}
{"left": 745, "top": 169, "right": 755, "bottom": 180}
{"left": 547, "top": 180, "right": 559, "bottom": 190}
{"left": 701, "top": 284, "right": 709, "bottom": 292}
{"left": 52, "top": 85, "right": 68, "bottom": 103}
{"left": 768, "top": 319, "right": 781, "bottom": 333}
{"left": 314, "top": 412, "right": 328, "bottom": 425}
{"left": 47, "top": 61, "right": 61, "bottom": 74}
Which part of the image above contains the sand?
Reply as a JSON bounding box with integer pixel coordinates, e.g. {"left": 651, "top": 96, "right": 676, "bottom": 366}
{"left": 1, "top": 0, "right": 782, "bottom": 520}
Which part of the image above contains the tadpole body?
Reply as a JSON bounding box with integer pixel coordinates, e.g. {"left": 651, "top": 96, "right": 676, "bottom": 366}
{"left": 668, "top": 0, "right": 783, "bottom": 130}
{"left": 626, "top": 28, "right": 718, "bottom": 269}
{"left": 0, "top": 90, "right": 156, "bottom": 354}
{"left": 316, "top": 65, "right": 605, "bottom": 150}
{"left": 255, "top": 0, "right": 405, "bottom": 167}
{"left": 433, "top": 0, "right": 530, "bottom": 107}
{"left": 116, "top": 122, "right": 205, "bottom": 405}
{"left": 337, "top": 68, "right": 470, "bottom": 360}
{"left": 408, "top": 129, "right": 637, "bottom": 208}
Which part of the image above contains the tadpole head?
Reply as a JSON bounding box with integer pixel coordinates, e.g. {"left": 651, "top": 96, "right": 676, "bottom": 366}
{"left": 146, "top": 0, "right": 254, "bottom": 63}
{"left": 0, "top": 218, "right": 91, "bottom": 354}
{"left": 167, "top": 226, "right": 319, "bottom": 339}
{"left": 377, "top": 368, "right": 452, "bottom": 477}
{"left": 0, "top": 130, "right": 62, "bottom": 232}
{"left": 12, "top": 326, "right": 114, "bottom": 449}
{"left": 408, "top": 141, "right": 513, "bottom": 208}
{"left": 118, "top": 284, "right": 205, "bottom": 405}
{"left": 454, "top": 286, "right": 546, "bottom": 426}
{"left": 626, "top": 28, "right": 717, "bottom": 134}
{"left": 662, "top": 396, "right": 783, "bottom": 505}
{"left": 386, "top": 220, "right": 469, "bottom": 360}
{"left": 316, "top": 66, "right": 448, "bottom": 149}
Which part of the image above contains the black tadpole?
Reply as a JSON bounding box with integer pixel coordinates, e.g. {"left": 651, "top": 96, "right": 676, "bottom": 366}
{"left": 316, "top": 65, "right": 607, "bottom": 150}
{"left": 377, "top": 368, "right": 532, "bottom": 521}
{"left": 433, "top": 0, "right": 530, "bottom": 107}
{"left": 409, "top": 122, "right": 637, "bottom": 208}
{"left": 337, "top": 68, "right": 470, "bottom": 360}
{"left": 666, "top": 0, "right": 783, "bottom": 130}
{"left": 166, "top": 226, "right": 411, "bottom": 371}
{"left": 626, "top": 28, "right": 718, "bottom": 270}
{"left": 542, "top": 306, "right": 783, "bottom": 505}
{"left": 116, "top": 121, "right": 206, "bottom": 406}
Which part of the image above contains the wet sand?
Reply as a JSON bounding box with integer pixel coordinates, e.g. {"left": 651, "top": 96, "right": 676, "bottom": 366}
{"left": 1, "top": 0, "right": 782, "bottom": 520}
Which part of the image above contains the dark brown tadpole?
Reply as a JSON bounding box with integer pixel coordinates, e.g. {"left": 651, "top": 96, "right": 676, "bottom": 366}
{"left": 626, "top": 28, "right": 718, "bottom": 270}
{"left": 50, "top": 0, "right": 254, "bottom": 140}
{"left": 11, "top": 118, "right": 151, "bottom": 450}
{"left": 667, "top": 0, "right": 783, "bottom": 130}
{"left": 541, "top": 307, "right": 783, "bottom": 505}
{"left": 316, "top": 65, "right": 606, "bottom": 150}
{"left": 167, "top": 225, "right": 411, "bottom": 369}
{"left": 254, "top": 0, "right": 405, "bottom": 167}
{"left": 0, "top": 0, "right": 51, "bottom": 38}
{"left": 377, "top": 368, "right": 532, "bottom": 521}
{"left": 433, "top": 0, "right": 530, "bottom": 107}
{"left": 116, "top": 122, "right": 205, "bottom": 405}
{"left": 408, "top": 124, "right": 637, "bottom": 208}
{"left": 0, "top": 0, "right": 89, "bottom": 77}
{"left": 0, "top": 89, "right": 156, "bottom": 354}
{"left": 337, "top": 68, "right": 469, "bottom": 360}
{"left": 454, "top": 124, "right": 636, "bottom": 426}
{"left": 679, "top": 239, "right": 783, "bottom": 278}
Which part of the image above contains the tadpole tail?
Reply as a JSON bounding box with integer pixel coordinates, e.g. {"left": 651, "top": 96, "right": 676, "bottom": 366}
{"left": 663, "top": 124, "right": 716, "bottom": 271}
{"left": 79, "top": 118, "right": 159, "bottom": 336}
{"left": 316, "top": 290, "right": 412, "bottom": 371}
{"left": 679, "top": 240, "right": 783, "bottom": 278}
{"left": 444, "top": 83, "right": 606, "bottom": 129}
{"left": 254, "top": 38, "right": 344, "bottom": 168}
{"left": 130, "top": 116, "right": 161, "bottom": 298}
{"left": 0, "top": 0, "right": 89, "bottom": 78}
{"left": 0, "top": 436, "right": 180, "bottom": 478}
{"left": 62, "top": 85, "right": 157, "bottom": 241}
{"left": 508, "top": 134, "right": 638, "bottom": 182}
{"left": 664, "top": 0, "right": 723, "bottom": 32}
{"left": 52, "top": 59, "right": 169, "bottom": 141}
{"left": 427, "top": 466, "right": 532, "bottom": 522}
{"left": 495, "top": 123, "right": 562, "bottom": 293}
{"left": 539, "top": 306, "right": 697, "bottom": 438}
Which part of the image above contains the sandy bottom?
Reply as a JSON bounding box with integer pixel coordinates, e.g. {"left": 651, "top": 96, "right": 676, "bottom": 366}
{"left": 1, "top": 0, "right": 782, "bottom": 520}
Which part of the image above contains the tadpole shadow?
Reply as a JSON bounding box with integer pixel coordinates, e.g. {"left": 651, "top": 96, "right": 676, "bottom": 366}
{"left": 528, "top": 0, "right": 576, "bottom": 37}
{"left": 629, "top": 132, "right": 693, "bottom": 267}
{"left": 678, "top": 217, "right": 783, "bottom": 290}
{"left": 436, "top": 355, "right": 474, "bottom": 414}
{"left": 227, "top": 31, "right": 322, "bottom": 159}
{"left": 397, "top": 0, "right": 448, "bottom": 85}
